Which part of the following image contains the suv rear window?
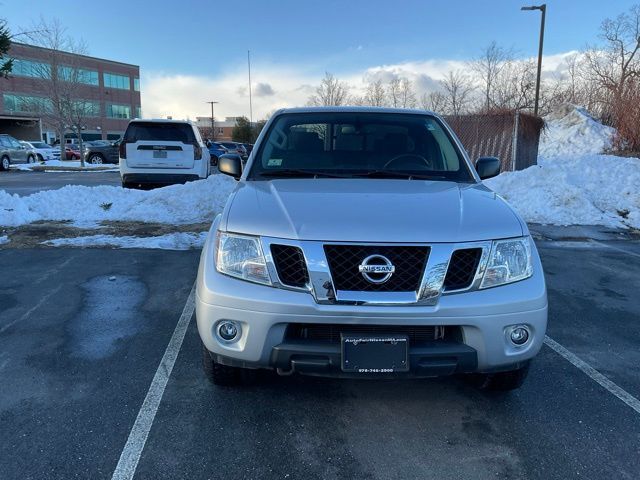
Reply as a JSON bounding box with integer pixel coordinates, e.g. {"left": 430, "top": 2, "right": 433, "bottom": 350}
{"left": 123, "top": 122, "right": 196, "bottom": 143}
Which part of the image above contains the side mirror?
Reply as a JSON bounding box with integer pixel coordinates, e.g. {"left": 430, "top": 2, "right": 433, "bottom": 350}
{"left": 475, "top": 157, "right": 501, "bottom": 180}
{"left": 218, "top": 154, "right": 242, "bottom": 180}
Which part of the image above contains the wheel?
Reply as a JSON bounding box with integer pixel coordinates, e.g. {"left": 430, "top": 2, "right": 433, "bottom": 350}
{"left": 202, "top": 341, "right": 246, "bottom": 386}
{"left": 210, "top": 155, "right": 218, "bottom": 167}
{"left": 36, "top": 154, "right": 43, "bottom": 162}
{"left": 0, "top": 156, "right": 9, "bottom": 171}
{"left": 464, "top": 362, "right": 530, "bottom": 391}
{"left": 88, "top": 154, "right": 103, "bottom": 165}
{"left": 27, "top": 155, "right": 36, "bottom": 164}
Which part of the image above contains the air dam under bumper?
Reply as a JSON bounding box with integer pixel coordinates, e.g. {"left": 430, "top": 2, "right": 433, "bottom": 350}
{"left": 122, "top": 173, "right": 200, "bottom": 186}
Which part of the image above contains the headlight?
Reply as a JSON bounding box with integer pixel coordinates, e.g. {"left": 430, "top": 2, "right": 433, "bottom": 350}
{"left": 480, "top": 236, "right": 533, "bottom": 288}
{"left": 215, "top": 232, "right": 271, "bottom": 285}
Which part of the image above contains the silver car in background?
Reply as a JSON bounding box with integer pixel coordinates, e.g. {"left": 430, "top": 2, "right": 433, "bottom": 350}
{"left": 196, "top": 107, "right": 547, "bottom": 391}
{"left": 0, "top": 134, "right": 37, "bottom": 170}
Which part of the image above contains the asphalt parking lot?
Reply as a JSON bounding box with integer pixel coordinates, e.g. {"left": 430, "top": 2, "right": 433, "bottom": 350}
{"left": 1, "top": 237, "right": 639, "bottom": 479}
{"left": 0, "top": 170, "right": 121, "bottom": 195}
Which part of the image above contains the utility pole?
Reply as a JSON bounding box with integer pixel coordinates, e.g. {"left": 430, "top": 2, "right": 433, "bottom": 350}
{"left": 521, "top": 4, "right": 547, "bottom": 116}
{"left": 206, "top": 101, "right": 219, "bottom": 140}
{"left": 247, "top": 50, "right": 254, "bottom": 141}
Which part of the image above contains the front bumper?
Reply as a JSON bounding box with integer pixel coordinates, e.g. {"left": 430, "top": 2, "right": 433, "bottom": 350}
{"left": 195, "top": 230, "right": 548, "bottom": 376}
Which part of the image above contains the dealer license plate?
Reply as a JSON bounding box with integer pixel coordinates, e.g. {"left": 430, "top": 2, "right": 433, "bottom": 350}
{"left": 341, "top": 334, "right": 409, "bottom": 373}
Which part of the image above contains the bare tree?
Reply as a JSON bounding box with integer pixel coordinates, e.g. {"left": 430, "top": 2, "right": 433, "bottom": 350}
{"left": 420, "top": 91, "right": 447, "bottom": 113}
{"left": 387, "top": 77, "right": 402, "bottom": 107}
{"left": 307, "top": 72, "right": 350, "bottom": 106}
{"left": 364, "top": 78, "right": 387, "bottom": 106}
{"left": 441, "top": 70, "right": 475, "bottom": 116}
{"left": 23, "top": 19, "right": 91, "bottom": 165}
{"left": 471, "top": 41, "right": 513, "bottom": 112}
{"left": 399, "top": 78, "right": 417, "bottom": 108}
{"left": 583, "top": 5, "right": 640, "bottom": 115}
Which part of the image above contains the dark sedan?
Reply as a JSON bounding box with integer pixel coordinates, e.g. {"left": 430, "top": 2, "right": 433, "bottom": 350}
{"left": 83, "top": 140, "right": 121, "bottom": 164}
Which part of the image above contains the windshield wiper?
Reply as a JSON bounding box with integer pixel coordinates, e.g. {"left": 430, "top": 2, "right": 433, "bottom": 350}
{"left": 258, "top": 169, "right": 350, "bottom": 179}
{"left": 353, "top": 170, "right": 448, "bottom": 180}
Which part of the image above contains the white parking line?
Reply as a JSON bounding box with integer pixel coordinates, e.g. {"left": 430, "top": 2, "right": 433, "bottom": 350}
{"left": 590, "top": 239, "right": 640, "bottom": 259}
{"left": 544, "top": 335, "right": 640, "bottom": 415}
{"left": 111, "top": 282, "right": 196, "bottom": 480}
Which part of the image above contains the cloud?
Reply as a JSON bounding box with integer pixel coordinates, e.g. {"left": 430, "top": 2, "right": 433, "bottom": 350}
{"left": 140, "top": 51, "right": 577, "bottom": 120}
{"left": 253, "top": 82, "right": 275, "bottom": 97}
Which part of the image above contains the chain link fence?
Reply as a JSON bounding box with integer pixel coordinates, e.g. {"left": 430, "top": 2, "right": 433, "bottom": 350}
{"left": 444, "top": 111, "right": 544, "bottom": 172}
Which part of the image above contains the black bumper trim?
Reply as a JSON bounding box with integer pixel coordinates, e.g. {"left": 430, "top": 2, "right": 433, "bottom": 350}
{"left": 122, "top": 173, "right": 200, "bottom": 185}
{"left": 270, "top": 340, "right": 478, "bottom": 377}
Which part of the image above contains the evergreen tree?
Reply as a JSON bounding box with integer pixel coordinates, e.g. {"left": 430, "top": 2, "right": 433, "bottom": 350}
{"left": 0, "top": 20, "right": 13, "bottom": 78}
{"left": 232, "top": 116, "right": 253, "bottom": 143}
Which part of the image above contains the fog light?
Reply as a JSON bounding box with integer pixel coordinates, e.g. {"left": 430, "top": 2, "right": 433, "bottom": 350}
{"left": 217, "top": 321, "right": 239, "bottom": 341}
{"left": 510, "top": 326, "right": 530, "bottom": 345}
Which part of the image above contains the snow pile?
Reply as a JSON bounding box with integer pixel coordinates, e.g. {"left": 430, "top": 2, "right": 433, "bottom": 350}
{"left": 486, "top": 154, "right": 640, "bottom": 229}
{"left": 45, "top": 232, "right": 208, "bottom": 250}
{"left": 0, "top": 175, "right": 237, "bottom": 227}
{"left": 539, "top": 104, "right": 616, "bottom": 158}
{"left": 0, "top": 235, "right": 9, "bottom": 245}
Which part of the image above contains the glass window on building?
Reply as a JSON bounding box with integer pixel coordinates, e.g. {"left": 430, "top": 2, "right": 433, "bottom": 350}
{"left": 3, "top": 93, "right": 52, "bottom": 113}
{"left": 134, "top": 77, "right": 140, "bottom": 91}
{"left": 135, "top": 106, "right": 142, "bottom": 118}
{"left": 71, "top": 100, "right": 101, "bottom": 117}
{"left": 107, "top": 103, "right": 131, "bottom": 119}
{"left": 58, "top": 66, "right": 99, "bottom": 86}
{"left": 103, "top": 72, "right": 130, "bottom": 90}
{"left": 12, "top": 58, "right": 51, "bottom": 78}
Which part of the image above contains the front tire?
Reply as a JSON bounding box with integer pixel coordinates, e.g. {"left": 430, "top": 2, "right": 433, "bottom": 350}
{"left": 202, "top": 341, "right": 247, "bottom": 386}
{"left": 88, "top": 154, "right": 103, "bottom": 165}
{"left": 0, "top": 156, "right": 9, "bottom": 171}
{"left": 465, "top": 362, "right": 530, "bottom": 391}
{"left": 27, "top": 155, "right": 36, "bottom": 164}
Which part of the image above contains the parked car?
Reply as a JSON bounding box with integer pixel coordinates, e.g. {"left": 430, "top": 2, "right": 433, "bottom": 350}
{"left": 217, "top": 141, "right": 247, "bottom": 159}
{"left": 242, "top": 143, "right": 254, "bottom": 155}
{"left": 206, "top": 141, "right": 228, "bottom": 166}
{"left": 0, "top": 134, "right": 37, "bottom": 170}
{"left": 65, "top": 146, "right": 81, "bottom": 160}
{"left": 119, "top": 119, "right": 210, "bottom": 188}
{"left": 197, "top": 107, "right": 547, "bottom": 390}
{"left": 20, "top": 141, "right": 60, "bottom": 162}
{"left": 84, "top": 139, "right": 120, "bottom": 164}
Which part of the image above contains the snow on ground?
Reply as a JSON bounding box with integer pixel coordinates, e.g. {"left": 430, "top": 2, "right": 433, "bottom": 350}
{"left": 486, "top": 104, "right": 639, "bottom": 230}
{"left": 0, "top": 235, "right": 9, "bottom": 245}
{"left": 486, "top": 154, "right": 640, "bottom": 229}
{"left": 45, "top": 232, "right": 208, "bottom": 250}
{"left": 10, "top": 160, "right": 117, "bottom": 171}
{"left": 0, "top": 174, "right": 237, "bottom": 227}
{"left": 539, "top": 104, "right": 616, "bottom": 158}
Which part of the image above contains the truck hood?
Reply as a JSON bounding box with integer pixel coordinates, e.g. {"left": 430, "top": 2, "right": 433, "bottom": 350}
{"left": 223, "top": 179, "right": 524, "bottom": 243}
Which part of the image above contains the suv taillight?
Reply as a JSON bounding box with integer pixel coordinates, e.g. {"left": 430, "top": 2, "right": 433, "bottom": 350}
{"left": 119, "top": 141, "right": 127, "bottom": 159}
{"left": 193, "top": 143, "right": 202, "bottom": 160}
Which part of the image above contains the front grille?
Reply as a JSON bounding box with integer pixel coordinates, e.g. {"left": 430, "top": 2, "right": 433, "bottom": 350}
{"left": 444, "top": 248, "right": 482, "bottom": 291}
{"left": 324, "top": 245, "right": 429, "bottom": 292}
{"left": 271, "top": 244, "right": 309, "bottom": 288}
{"left": 286, "top": 323, "right": 445, "bottom": 344}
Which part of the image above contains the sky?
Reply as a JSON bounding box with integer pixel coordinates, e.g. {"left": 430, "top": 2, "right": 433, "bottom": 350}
{"left": 2, "top": 0, "right": 638, "bottom": 120}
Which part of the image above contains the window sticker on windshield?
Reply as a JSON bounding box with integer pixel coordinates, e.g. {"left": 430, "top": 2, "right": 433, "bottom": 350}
{"left": 268, "top": 158, "right": 283, "bottom": 167}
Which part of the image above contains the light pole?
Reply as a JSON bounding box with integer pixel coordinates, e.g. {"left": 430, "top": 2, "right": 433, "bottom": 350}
{"left": 206, "top": 101, "right": 219, "bottom": 140}
{"left": 521, "top": 4, "right": 546, "bottom": 116}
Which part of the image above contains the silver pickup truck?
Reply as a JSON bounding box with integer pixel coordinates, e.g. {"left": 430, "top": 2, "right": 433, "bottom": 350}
{"left": 196, "top": 107, "right": 547, "bottom": 391}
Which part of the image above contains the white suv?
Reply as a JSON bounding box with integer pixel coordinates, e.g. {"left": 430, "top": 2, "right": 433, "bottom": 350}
{"left": 119, "top": 119, "right": 210, "bottom": 188}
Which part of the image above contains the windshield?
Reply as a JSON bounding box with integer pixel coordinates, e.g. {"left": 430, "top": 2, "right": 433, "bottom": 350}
{"left": 31, "top": 142, "right": 48, "bottom": 148}
{"left": 248, "top": 112, "right": 473, "bottom": 181}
